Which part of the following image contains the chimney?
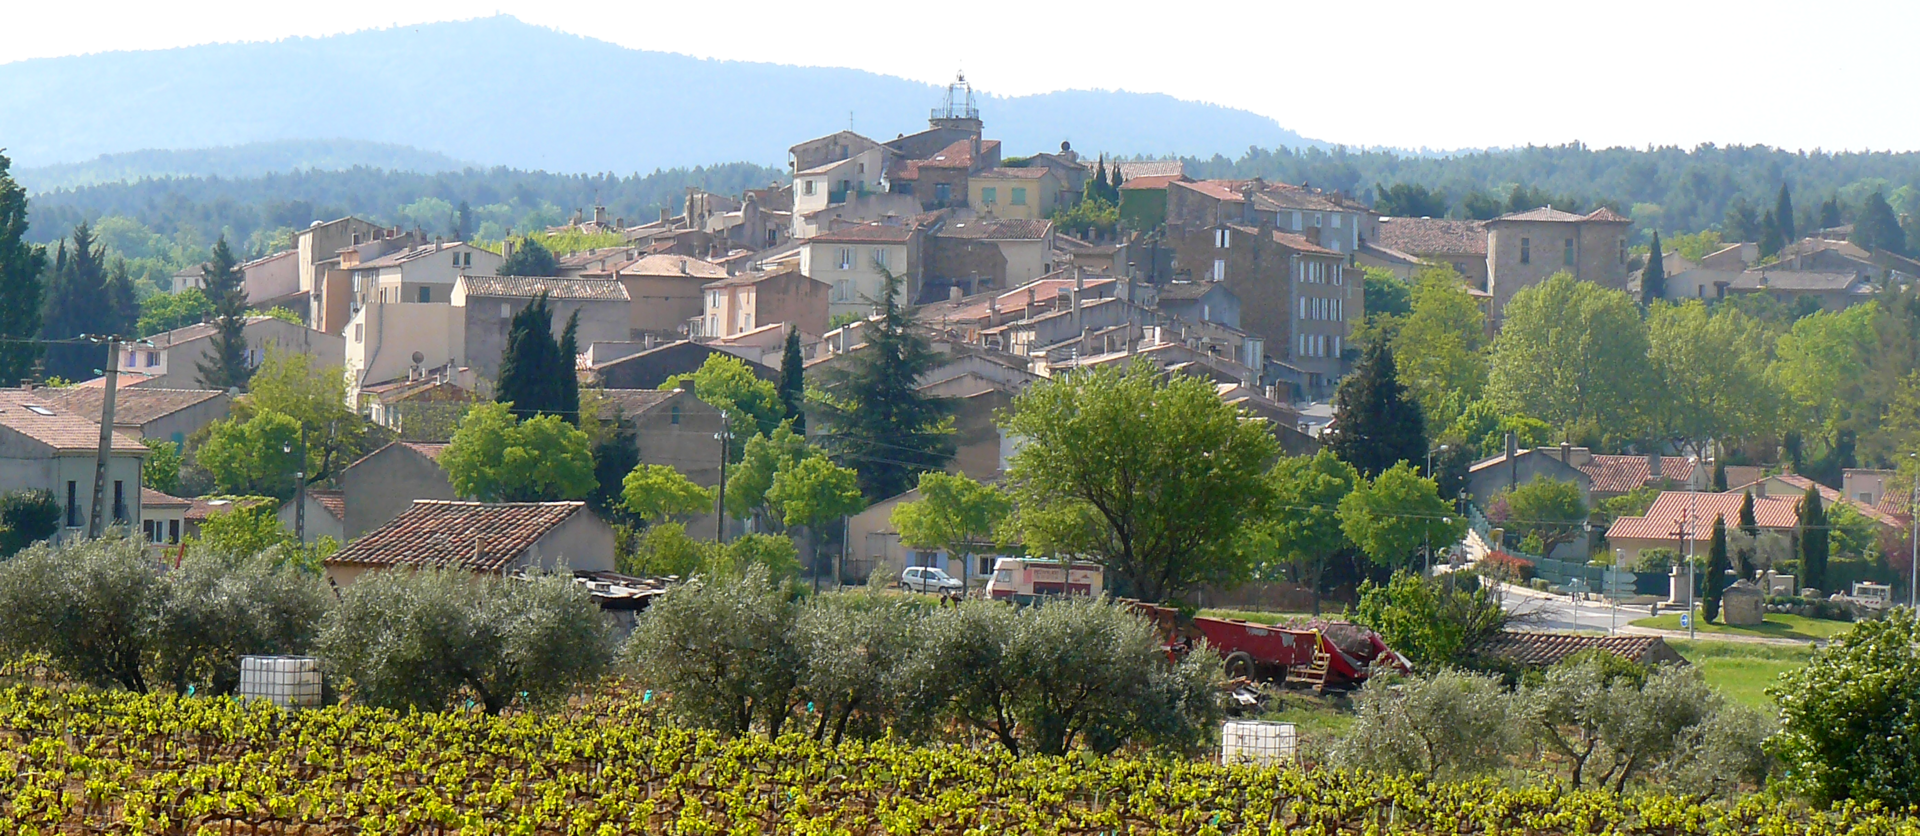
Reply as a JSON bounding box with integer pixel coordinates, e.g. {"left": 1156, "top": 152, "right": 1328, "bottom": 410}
{"left": 502, "top": 239, "right": 516, "bottom": 262}
{"left": 593, "top": 206, "right": 607, "bottom": 226}
{"left": 1559, "top": 441, "right": 1570, "bottom": 463}
{"left": 950, "top": 286, "right": 963, "bottom": 302}
{"left": 1649, "top": 450, "right": 1663, "bottom": 481}
{"left": 1072, "top": 267, "right": 1086, "bottom": 329}
{"left": 434, "top": 236, "right": 443, "bottom": 252}
{"left": 659, "top": 207, "right": 670, "bottom": 225}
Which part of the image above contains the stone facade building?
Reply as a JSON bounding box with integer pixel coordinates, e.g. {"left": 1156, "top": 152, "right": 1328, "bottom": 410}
{"left": 1484, "top": 207, "right": 1632, "bottom": 318}
{"left": 1166, "top": 219, "right": 1356, "bottom": 394}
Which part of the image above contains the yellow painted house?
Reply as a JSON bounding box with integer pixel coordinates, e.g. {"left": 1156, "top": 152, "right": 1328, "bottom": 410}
{"left": 969, "top": 167, "right": 1062, "bottom": 221}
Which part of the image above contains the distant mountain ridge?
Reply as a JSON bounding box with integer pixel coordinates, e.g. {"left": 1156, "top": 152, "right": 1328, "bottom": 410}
{"left": 0, "top": 16, "right": 1324, "bottom": 175}
{"left": 13, "top": 141, "right": 473, "bottom": 192}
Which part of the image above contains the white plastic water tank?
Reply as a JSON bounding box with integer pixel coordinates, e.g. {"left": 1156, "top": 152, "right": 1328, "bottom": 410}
{"left": 1220, "top": 720, "right": 1297, "bottom": 766}
{"left": 237, "top": 656, "right": 323, "bottom": 708}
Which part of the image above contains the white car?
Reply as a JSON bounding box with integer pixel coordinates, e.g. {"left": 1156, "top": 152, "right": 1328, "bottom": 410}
{"left": 900, "top": 566, "right": 964, "bottom": 594}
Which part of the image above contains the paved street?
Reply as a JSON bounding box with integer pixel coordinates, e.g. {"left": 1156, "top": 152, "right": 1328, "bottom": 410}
{"left": 1495, "top": 582, "right": 1651, "bottom": 634}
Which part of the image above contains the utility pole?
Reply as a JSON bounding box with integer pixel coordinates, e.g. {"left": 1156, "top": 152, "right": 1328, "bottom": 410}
{"left": 1909, "top": 465, "right": 1917, "bottom": 609}
{"left": 86, "top": 336, "right": 123, "bottom": 538}
{"left": 1685, "top": 505, "right": 1696, "bottom": 640}
{"left": 294, "top": 423, "right": 308, "bottom": 543}
{"left": 715, "top": 411, "right": 731, "bottom": 543}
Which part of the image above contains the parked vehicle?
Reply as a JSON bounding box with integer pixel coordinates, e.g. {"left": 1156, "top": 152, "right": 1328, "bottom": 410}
{"left": 984, "top": 558, "right": 1104, "bottom": 603}
{"left": 1126, "top": 601, "right": 1411, "bottom": 692}
{"left": 900, "top": 565, "right": 965, "bottom": 594}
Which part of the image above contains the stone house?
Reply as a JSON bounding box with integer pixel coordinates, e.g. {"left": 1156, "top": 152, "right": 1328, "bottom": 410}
{"left": 0, "top": 390, "right": 147, "bottom": 539}
{"left": 323, "top": 500, "right": 615, "bottom": 586}
{"left": 1484, "top": 207, "right": 1632, "bottom": 319}
{"left": 1368, "top": 217, "right": 1489, "bottom": 287}
{"left": 452, "top": 275, "right": 631, "bottom": 383}
{"left": 1116, "top": 170, "right": 1191, "bottom": 231}
{"left": 887, "top": 137, "right": 1000, "bottom": 213}
{"left": 584, "top": 340, "right": 777, "bottom": 390}
{"left": 927, "top": 218, "right": 1055, "bottom": 295}
{"left": 114, "top": 316, "right": 344, "bottom": 391}
{"left": 580, "top": 253, "right": 730, "bottom": 339}
{"left": 969, "top": 167, "right": 1062, "bottom": 221}
{"left": 801, "top": 222, "right": 930, "bottom": 317}
{"left": 698, "top": 268, "right": 829, "bottom": 340}
{"left": 597, "top": 388, "right": 727, "bottom": 537}
{"left": 1657, "top": 267, "right": 1875, "bottom": 311}
{"left": 1166, "top": 219, "right": 1356, "bottom": 394}
{"left": 295, "top": 216, "right": 387, "bottom": 332}
{"left": 34, "top": 386, "right": 229, "bottom": 448}
{"left": 1151, "top": 281, "right": 1241, "bottom": 330}
{"left": 339, "top": 441, "right": 455, "bottom": 540}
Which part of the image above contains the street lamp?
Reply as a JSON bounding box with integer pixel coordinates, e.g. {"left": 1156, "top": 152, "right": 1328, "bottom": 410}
{"left": 1426, "top": 444, "right": 1450, "bottom": 478}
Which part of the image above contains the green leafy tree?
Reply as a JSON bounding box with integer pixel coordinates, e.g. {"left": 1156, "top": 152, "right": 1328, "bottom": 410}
{"left": 1850, "top": 190, "right": 1905, "bottom": 256}
{"left": 1323, "top": 339, "right": 1426, "bottom": 478}
{"left": 0, "top": 489, "right": 62, "bottom": 557}
{"left": 137, "top": 288, "right": 213, "bottom": 337}
{"left": 1769, "top": 608, "right": 1920, "bottom": 808}
{"left": 1350, "top": 571, "right": 1508, "bottom": 670}
{"left": 889, "top": 471, "right": 1011, "bottom": 587}
{"left": 1647, "top": 302, "right": 1777, "bottom": 457}
{"left": 42, "top": 223, "right": 113, "bottom": 381}
{"left": 194, "top": 501, "right": 330, "bottom": 567}
{"left": 621, "top": 463, "right": 716, "bottom": 524}
{"left": 1242, "top": 451, "right": 1359, "bottom": 614}
{"left": 767, "top": 455, "right": 866, "bottom": 580}
{"left": 1598, "top": 485, "right": 1659, "bottom": 522}
{"left": 1359, "top": 267, "right": 1413, "bottom": 329}
{"left": 497, "top": 235, "right": 560, "bottom": 276}
{"left": 1703, "top": 515, "right": 1729, "bottom": 622}
{"left": 1641, "top": 231, "right": 1665, "bottom": 304}
{"left": 778, "top": 325, "right": 806, "bottom": 433}
{"left": 1444, "top": 398, "right": 1553, "bottom": 457}
{"left": 441, "top": 402, "right": 597, "bottom": 502}
{"left": 495, "top": 292, "right": 572, "bottom": 422}
{"left": 1770, "top": 304, "right": 1876, "bottom": 440}
{"left": 667, "top": 353, "right": 785, "bottom": 458}
{"left": 1487, "top": 272, "right": 1654, "bottom": 446}
{"left": 1497, "top": 477, "right": 1589, "bottom": 556}
{"left": 792, "top": 588, "right": 930, "bottom": 744}
{"left": 1819, "top": 195, "right": 1843, "bottom": 229}
{"left": 1775, "top": 183, "right": 1796, "bottom": 243}
{"left": 725, "top": 421, "right": 813, "bottom": 524}
{"left": 625, "top": 567, "right": 802, "bottom": 736}
{"left": 812, "top": 269, "right": 953, "bottom": 498}
{"left": 195, "top": 410, "right": 303, "bottom": 498}
{"left": 1339, "top": 462, "right": 1466, "bottom": 569}
{"left": 1798, "top": 484, "right": 1828, "bottom": 591}
{"left": 1389, "top": 266, "right": 1488, "bottom": 429}
{"left": 1002, "top": 361, "right": 1279, "bottom": 602}
{"left": 1372, "top": 182, "right": 1449, "bottom": 218}
{"left": 0, "top": 152, "right": 45, "bottom": 385}
{"left": 317, "top": 568, "right": 614, "bottom": 714}
{"left": 147, "top": 553, "right": 333, "bottom": 696}
{"left": 246, "top": 346, "right": 367, "bottom": 483}
{"left": 194, "top": 236, "right": 252, "bottom": 390}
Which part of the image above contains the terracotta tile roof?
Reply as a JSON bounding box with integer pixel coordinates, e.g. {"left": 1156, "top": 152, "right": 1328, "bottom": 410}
{"left": 307, "top": 489, "right": 346, "bottom": 521}
{"left": 1226, "top": 224, "right": 1339, "bottom": 256}
{"left": 459, "top": 276, "right": 629, "bottom": 301}
{"left": 401, "top": 441, "right": 449, "bottom": 460}
{"left": 352, "top": 243, "right": 488, "bottom": 270}
{"left": 1475, "top": 630, "right": 1687, "bottom": 668}
{"left": 1172, "top": 179, "right": 1248, "bottom": 203}
{"left": 1252, "top": 184, "right": 1362, "bottom": 214}
{"left": 973, "top": 167, "right": 1051, "bottom": 180}
{"left": 1578, "top": 455, "right": 1698, "bottom": 493}
{"left": 811, "top": 223, "right": 917, "bottom": 244}
{"left": 1491, "top": 206, "right": 1633, "bottom": 225}
{"left": 140, "top": 487, "right": 191, "bottom": 509}
{"left": 600, "top": 254, "right": 730, "bottom": 280}
{"left": 33, "top": 387, "right": 225, "bottom": 428}
{"left": 0, "top": 391, "right": 148, "bottom": 453}
{"left": 1117, "top": 174, "right": 1187, "bottom": 191}
{"left": 702, "top": 268, "right": 814, "bottom": 289}
{"left": 1113, "top": 161, "right": 1185, "bottom": 179}
{"left": 1582, "top": 207, "right": 1633, "bottom": 223}
{"left": 1749, "top": 474, "right": 1900, "bottom": 528}
{"left": 937, "top": 219, "right": 1052, "bottom": 240}
{"left": 597, "top": 389, "right": 681, "bottom": 420}
{"left": 1605, "top": 491, "right": 1798, "bottom": 542}
{"left": 916, "top": 138, "right": 998, "bottom": 170}
{"left": 1373, "top": 217, "right": 1489, "bottom": 257}
{"left": 144, "top": 315, "right": 279, "bottom": 350}
{"left": 326, "top": 500, "right": 590, "bottom": 573}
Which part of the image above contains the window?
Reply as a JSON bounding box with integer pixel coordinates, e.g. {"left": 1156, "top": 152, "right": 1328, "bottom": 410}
{"left": 707, "top": 291, "right": 720, "bottom": 309}
{"left": 1011, "top": 187, "right": 1027, "bottom": 206}
{"left": 1215, "top": 228, "right": 1232, "bottom": 248}
{"left": 934, "top": 183, "right": 951, "bottom": 203}
{"left": 500, "top": 302, "right": 512, "bottom": 319}
{"left": 838, "top": 248, "right": 854, "bottom": 270}
{"left": 1333, "top": 336, "right": 1342, "bottom": 356}
{"left": 354, "top": 323, "right": 363, "bottom": 343}
{"left": 113, "top": 480, "right": 125, "bottom": 522}
{"left": 874, "top": 248, "right": 889, "bottom": 270}
{"left": 1212, "top": 259, "right": 1226, "bottom": 281}
{"left": 982, "top": 187, "right": 997, "bottom": 205}
{"left": 1563, "top": 238, "right": 1575, "bottom": 266}
{"left": 1618, "top": 239, "right": 1626, "bottom": 265}
{"left": 124, "top": 350, "right": 135, "bottom": 367}
{"left": 145, "top": 351, "right": 158, "bottom": 367}
{"left": 452, "top": 253, "right": 460, "bottom": 267}
{"left": 670, "top": 404, "right": 681, "bottom": 425}
{"left": 143, "top": 520, "right": 157, "bottom": 543}
{"left": 1299, "top": 297, "right": 1308, "bottom": 319}
{"left": 834, "top": 280, "right": 852, "bottom": 302}
{"left": 804, "top": 180, "right": 817, "bottom": 196}
{"left": 464, "top": 252, "right": 472, "bottom": 267}
{"left": 66, "top": 481, "right": 78, "bottom": 527}
{"left": 1520, "top": 237, "right": 1531, "bottom": 264}
{"left": 1291, "top": 211, "right": 1302, "bottom": 230}
{"left": 168, "top": 519, "right": 179, "bottom": 544}
{"left": 1332, "top": 214, "right": 1342, "bottom": 228}
{"left": 417, "top": 286, "right": 431, "bottom": 303}
{"left": 1333, "top": 264, "right": 1343, "bottom": 285}
{"left": 1314, "top": 213, "right": 1323, "bottom": 228}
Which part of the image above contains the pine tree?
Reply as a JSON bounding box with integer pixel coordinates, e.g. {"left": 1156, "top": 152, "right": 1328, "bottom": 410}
{"left": 1775, "top": 183, "right": 1796, "bottom": 243}
{"left": 1798, "top": 483, "right": 1828, "bottom": 592}
{"left": 1819, "top": 195, "right": 1843, "bottom": 230}
{"left": 41, "top": 222, "right": 113, "bottom": 381}
{"left": 1851, "top": 191, "right": 1907, "bottom": 257}
{"left": 814, "top": 269, "right": 953, "bottom": 499}
{"left": 104, "top": 259, "right": 139, "bottom": 340}
{"left": 499, "top": 236, "right": 559, "bottom": 277}
{"left": 496, "top": 292, "right": 566, "bottom": 420}
{"left": 0, "top": 151, "right": 46, "bottom": 385}
{"left": 778, "top": 324, "right": 806, "bottom": 434}
{"left": 1323, "top": 339, "right": 1426, "bottom": 478}
{"left": 1759, "top": 210, "right": 1784, "bottom": 258}
{"left": 1704, "top": 514, "right": 1730, "bottom": 622}
{"left": 194, "top": 236, "right": 252, "bottom": 390}
{"left": 557, "top": 309, "right": 581, "bottom": 427}
{"left": 1642, "top": 230, "right": 1666, "bottom": 304}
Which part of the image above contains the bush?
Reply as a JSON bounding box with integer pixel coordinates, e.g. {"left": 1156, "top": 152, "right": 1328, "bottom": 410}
{"left": 1350, "top": 571, "right": 1508, "bottom": 670}
{"left": 317, "top": 568, "right": 614, "bottom": 713}
{"left": 1769, "top": 607, "right": 1920, "bottom": 808}
{"left": 0, "top": 536, "right": 330, "bottom": 694}
{"left": 1333, "top": 669, "right": 1515, "bottom": 779}
{"left": 0, "top": 489, "right": 62, "bottom": 557}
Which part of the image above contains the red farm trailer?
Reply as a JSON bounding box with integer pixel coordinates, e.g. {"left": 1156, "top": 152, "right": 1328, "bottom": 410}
{"left": 1127, "top": 601, "right": 1411, "bottom": 691}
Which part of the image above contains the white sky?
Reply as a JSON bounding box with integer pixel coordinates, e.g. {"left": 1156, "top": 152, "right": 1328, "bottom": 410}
{"left": 4, "top": 0, "right": 1914, "bottom": 153}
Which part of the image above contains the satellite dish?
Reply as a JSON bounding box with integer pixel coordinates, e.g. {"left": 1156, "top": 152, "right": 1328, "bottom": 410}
{"left": 411, "top": 351, "right": 426, "bottom": 364}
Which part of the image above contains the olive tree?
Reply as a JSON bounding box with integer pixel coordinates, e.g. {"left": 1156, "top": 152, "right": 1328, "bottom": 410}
{"left": 317, "top": 568, "right": 615, "bottom": 713}
{"left": 624, "top": 567, "right": 801, "bottom": 736}
{"left": 151, "top": 554, "right": 334, "bottom": 695}
{"left": 1333, "top": 669, "right": 1516, "bottom": 780}
{"left": 1769, "top": 607, "right": 1920, "bottom": 808}
{"left": 792, "top": 588, "right": 932, "bottom": 744}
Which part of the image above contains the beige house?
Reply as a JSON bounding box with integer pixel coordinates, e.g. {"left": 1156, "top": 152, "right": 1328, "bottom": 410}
{"left": 117, "top": 317, "right": 343, "bottom": 391}
{"left": 969, "top": 168, "right": 1061, "bottom": 221}
{"left": 33, "top": 386, "right": 229, "bottom": 448}
{"left": 452, "top": 276, "right": 631, "bottom": 383}
{"left": 172, "top": 249, "right": 301, "bottom": 309}
{"left": 295, "top": 217, "right": 387, "bottom": 330}
{"left": 339, "top": 441, "right": 455, "bottom": 540}
{"left": 323, "top": 500, "right": 615, "bottom": 586}
{"left": 348, "top": 240, "right": 504, "bottom": 308}
{"left": 1484, "top": 207, "right": 1632, "bottom": 319}
{"left": 0, "top": 390, "right": 147, "bottom": 540}
{"left": 929, "top": 218, "right": 1056, "bottom": 292}
{"left": 583, "top": 253, "right": 730, "bottom": 339}
{"left": 801, "top": 223, "right": 925, "bottom": 317}
{"left": 698, "top": 269, "right": 829, "bottom": 340}
{"left": 277, "top": 488, "right": 346, "bottom": 546}
{"left": 139, "top": 487, "right": 189, "bottom": 549}
{"left": 844, "top": 487, "right": 1017, "bottom": 587}
{"left": 1605, "top": 491, "right": 1798, "bottom": 567}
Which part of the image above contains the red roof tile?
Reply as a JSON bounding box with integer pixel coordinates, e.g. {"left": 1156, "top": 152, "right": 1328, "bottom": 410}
{"left": 1751, "top": 474, "right": 1901, "bottom": 528}
{"left": 811, "top": 223, "right": 917, "bottom": 244}
{"left": 1173, "top": 179, "right": 1248, "bottom": 203}
{"left": 1118, "top": 174, "right": 1186, "bottom": 191}
{"left": 326, "top": 500, "right": 590, "bottom": 573}
{"left": 140, "top": 487, "right": 191, "bottom": 509}
{"left": 1373, "top": 217, "right": 1488, "bottom": 257}
{"left": 0, "top": 391, "right": 149, "bottom": 453}
{"left": 1579, "top": 455, "right": 1698, "bottom": 493}
{"left": 1605, "top": 491, "right": 1798, "bottom": 542}
{"left": 1476, "top": 630, "right": 1687, "bottom": 668}
{"left": 307, "top": 489, "right": 346, "bottom": 521}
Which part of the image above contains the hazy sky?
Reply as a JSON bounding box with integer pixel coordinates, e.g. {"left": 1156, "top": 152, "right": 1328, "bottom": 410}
{"left": 5, "top": 0, "right": 1914, "bottom": 153}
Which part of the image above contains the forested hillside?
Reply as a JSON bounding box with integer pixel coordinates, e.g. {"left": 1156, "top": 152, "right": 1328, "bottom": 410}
{"left": 13, "top": 140, "right": 471, "bottom": 192}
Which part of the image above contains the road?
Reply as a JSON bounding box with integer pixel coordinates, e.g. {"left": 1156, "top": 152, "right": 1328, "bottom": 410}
{"left": 1495, "top": 582, "right": 1649, "bottom": 633}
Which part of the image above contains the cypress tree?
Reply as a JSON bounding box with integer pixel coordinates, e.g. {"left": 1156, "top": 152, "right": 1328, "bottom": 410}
{"left": 1642, "top": 230, "right": 1666, "bottom": 305}
{"left": 1704, "top": 515, "right": 1730, "bottom": 622}
{"left": 1711, "top": 457, "right": 1727, "bottom": 491}
{"left": 1819, "top": 195, "right": 1843, "bottom": 230}
{"left": 1775, "top": 183, "right": 1796, "bottom": 243}
{"left": 557, "top": 309, "right": 581, "bottom": 427}
{"left": 496, "top": 292, "right": 565, "bottom": 420}
{"left": 813, "top": 269, "right": 953, "bottom": 499}
{"left": 195, "top": 236, "right": 252, "bottom": 391}
{"left": 1735, "top": 489, "right": 1759, "bottom": 579}
{"left": 778, "top": 324, "right": 806, "bottom": 433}
{"left": 1799, "top": 483, "right": 1828, "bottom": 592}
{"left": 1852, "top": 191, "right": 1906, "bottom": 256}
{"left": 42, "top": 222, "right": 113, "bottom": 381}
{"left": 0, "top": 151, "right": 46, "bottom": 385}
{"left": 105, "top": 259, "right": 140, "bottom": 341}
{"left": 1759, "top": 210, "right": 1784, "bottom": 258}
{"left": 1323, "top": 339, "right": 1427, "bottom": 478}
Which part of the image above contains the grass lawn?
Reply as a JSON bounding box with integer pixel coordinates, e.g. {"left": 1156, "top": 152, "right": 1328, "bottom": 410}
{"left": 1627, "top": 611, "right": 1855, "bottom": 642}
{"left": 1254, "top": 689, "right": 1354, "bottom": 741}
{"left": 1199, "top": 608, "right": 1318, "bottom": 625}
{"left": 1667, "top": 639, "right": 1813, "bottom": 710}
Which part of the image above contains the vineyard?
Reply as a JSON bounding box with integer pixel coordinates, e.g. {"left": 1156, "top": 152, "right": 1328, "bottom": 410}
{"left": 0, "top": 685, "right": 1914, "bottom": 835}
